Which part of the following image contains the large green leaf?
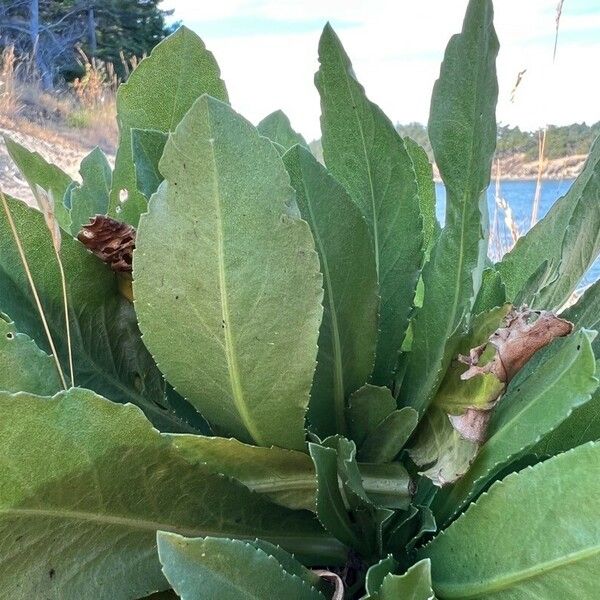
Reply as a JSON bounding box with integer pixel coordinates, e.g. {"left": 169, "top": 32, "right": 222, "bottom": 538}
{"left": 0, "top": 195, "right": 202, "bottom": 432}
{"left": 497, "top": 137, "right": 600, "bottom": 309}
{"left": 0, "top": 315, "right": 61, "bottom": 394}
{"left": 535, "top": 370, "right": 600, "bottom": 457}
{"left": 134, "top": 96, "right": 323, "bottom": 450}
{"left": 562, "top": 279, "right": 600, "bottom": 356}
{"left": 258, "top": 110, "right": 308, "bottom": 152}
{"left": 157, "top": 534, "right": 326, "bottom": 600}
{"left": 400, "top": 0, "right": 498, "bottom": 414}
{"left": 420, "top": 442, "right": 600, "bottom": 598}
{"left": 316, "top": 25, "right": 422, "bottom": 385}
{"left": 169, "top": 435, "right": 316, "bottom": 511}
{"left": 68, "top": 147, "right": 112, "bottom": 234}
{"left": 132, "top": 128, "right": 168, "bottom": 199}
{"left": 282, "top": 144, "right": 378, "bottom": 436}
{"left": 0, "top": 390, "right": 344, "bottom": 599}
{"left": 531, "top": 283, "right": 600, "bottom": 455}
{"left": 110, "top": 27, "right": 228, "bottom": 225}
{"left": 4, "top": 135, "right": 72, "bottom": 230}
{"left": 432, "top": 329, "right": 598, "bottom": 525}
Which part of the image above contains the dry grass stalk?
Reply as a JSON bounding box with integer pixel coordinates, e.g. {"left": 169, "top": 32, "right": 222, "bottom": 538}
{"left": 0, "top": 46, "right": 18, "bottom": 115}
{"left": 530, "top": 128, "right": 547, "bottom": 227}
{"left": 33, "top": 186, "right": 75, "bottom": 388}
{"left": 0, "top": 188, "right": 68, "bottom": 389}
{"left": 553, "top": 0, "right": 565, "bottom": 61}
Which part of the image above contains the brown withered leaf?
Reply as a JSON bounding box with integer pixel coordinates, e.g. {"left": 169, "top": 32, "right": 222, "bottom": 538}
{"left": 460, "top": 308, "right": 573, "bottom": 384}
{"left": 451, "top": 308, "right": 573, "bottom": 444}
{"left": 412, "top": 307, "right": 574, "bottom": 485}
{"left": 78, "top": 215, "right": 136, "bottom": 273}
{"left": 448, "top": 409, "right": 492, "bottom": 444}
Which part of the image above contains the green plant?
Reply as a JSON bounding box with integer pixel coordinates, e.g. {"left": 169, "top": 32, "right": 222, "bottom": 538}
{"left": 1, "top": 1, "right": 599, "bottom": 598}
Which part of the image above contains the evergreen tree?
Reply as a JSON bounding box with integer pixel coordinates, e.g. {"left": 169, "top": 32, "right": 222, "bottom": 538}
{"left": 0, "top": 0, "right": 172, "bottom": 86}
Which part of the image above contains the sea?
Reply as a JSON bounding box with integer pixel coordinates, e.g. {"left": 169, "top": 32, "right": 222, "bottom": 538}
{"left": 434, "top": 179, "right": 599, "bottom": 290}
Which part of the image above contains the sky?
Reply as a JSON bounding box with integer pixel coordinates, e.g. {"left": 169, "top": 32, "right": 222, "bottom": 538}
{"left": 160, "top": 0, "right": 600, "bottom": 141}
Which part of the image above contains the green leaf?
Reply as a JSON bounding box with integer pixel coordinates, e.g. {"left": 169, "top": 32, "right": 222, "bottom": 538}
{"left": 168, "top": 435, "right": 316, "bottom": 511}
{"left": 4, "top": 135, "right": 72, "bottom": 230}
{"left": 0, "top": 315, "right": 61, "bottom": 394}
{"left": 384, "top": 505, "right": 436, "bottom": 556}
{"left": 497, "top": 137, "right": 600, "bottom": 309}
{"left": 365, "top": 555, "right": 398, "bottom": 596}
{"left": 69, "top": 147, "right": 112, "bottom": 234}
{"left": 157, "top": 534, "right": 326, "bottom": 600}
{"left": 405, "top": 137, "right": 439, "bottom": 262}
{"left": 408, "top": 406, "right": 478, "bottom": 487}
{"left": 132, "top": 128, "right": 168, "bottom": 199}
{"left": 0, "top": 389, "right": 344, "bottom": 599}
{"left": 258, "top": 110, "right": 308, "bottom": 152}
{"left": 472, "top": 267, "right": 506, "bottom": 315}
{"left": 400, "top": 0, "right": 498, "bottom": 414}
{"left": 110, "top": 26, "right": 228, "bottom": 225}
{"left": 432, "top": 329, "right": 599, "bottom": 525}
{"left": 282, "top": 145, "right": 378, "bottom": 437}
{"left": 533, "top": 361, "right": 600, "bottom": 457}
{"left": 562, "top": 279, "right": 600, "bottom": 356}
{"left": 530, "top": 284, "right": 600, "bottom": 455}
{"left": 248, "top": 540, "right": 322, "bottom": 588}
{"left": 371, "top": 560, "right": 434, "bottom": 600}
{"left": 171, "top": 432, "right": 410, "bottom": 513}
{"left": 420, "top": 442, "right": 600, "bottom": 599}
{"left": 0, "top": 195, "right": 202, "bottom": 433}
{"left": 308, "top": 441, "right": 361, "bottom": 550}
{"left": 316, "top": 436, "right": 410, "bottom": 556}
{"left": 358, "top": 407, "right": 418, "bottom": 464}
{"left": 134, "top": 96, "right": 323, "bottom": 449}
{"left": 316, "top": 25, "right": 422, "bottom": 385}
{"left": 347, "top": 384, "right": 397, "bottom": 446}
{"left": 358, "top": 463, "right": 414, "bottom": 510}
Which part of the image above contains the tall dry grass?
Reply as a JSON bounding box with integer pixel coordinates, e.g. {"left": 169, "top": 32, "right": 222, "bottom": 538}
{"left": 0, "top": 45, "right": 119, "bottom": 152}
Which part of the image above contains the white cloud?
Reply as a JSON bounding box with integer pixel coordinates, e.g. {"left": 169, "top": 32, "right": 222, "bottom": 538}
{"left": 161, "top": 0, "right": 600, "bottom": 139}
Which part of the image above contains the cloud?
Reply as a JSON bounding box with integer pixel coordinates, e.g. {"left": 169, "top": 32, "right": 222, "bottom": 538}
{"left": 161, "top": 0, "right": 600, "bottom": 139}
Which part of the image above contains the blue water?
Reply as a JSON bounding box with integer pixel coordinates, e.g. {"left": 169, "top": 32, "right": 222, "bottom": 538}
{"left": 434, "top": 179, "right": 599, "bottom": 289}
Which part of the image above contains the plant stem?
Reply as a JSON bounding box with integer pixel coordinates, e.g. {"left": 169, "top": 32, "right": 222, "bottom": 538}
{"left": 0, "top": 190, "right": 68, "bottom": 390}
{"left": 54, "top": 245, "right": 74, "bottom": 388}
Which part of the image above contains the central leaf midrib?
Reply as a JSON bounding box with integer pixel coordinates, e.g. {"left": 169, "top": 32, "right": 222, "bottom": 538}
{"left": 206, "top": 116, "right": 263, "bottom": 445}
{"left": 437, "top": 543, "right": 600, "bottom": 598}
{"left": 1, "top": 506, "right": 332, "bottom": 550}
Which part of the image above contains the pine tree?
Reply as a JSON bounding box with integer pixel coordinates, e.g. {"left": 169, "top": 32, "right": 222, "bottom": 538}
{"left": 0, "top": 0, "right": 172, "bottom": 87}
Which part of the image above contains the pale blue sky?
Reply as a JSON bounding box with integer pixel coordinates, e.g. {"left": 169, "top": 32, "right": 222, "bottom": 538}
{"left": 161, "top": 0, "right": 600, "bottom": 140}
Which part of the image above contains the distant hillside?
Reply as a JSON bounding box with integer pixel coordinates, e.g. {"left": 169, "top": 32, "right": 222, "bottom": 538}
{"left": 310, "top": 122, "right": 598, "bottom": 180}
{"left": 395, "top": 121, "right": 600, "bottom": 162}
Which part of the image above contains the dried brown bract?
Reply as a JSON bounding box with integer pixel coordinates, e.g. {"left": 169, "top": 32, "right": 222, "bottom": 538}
{"left": 78, "top": 215, "right": 136, "bottom": 273}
